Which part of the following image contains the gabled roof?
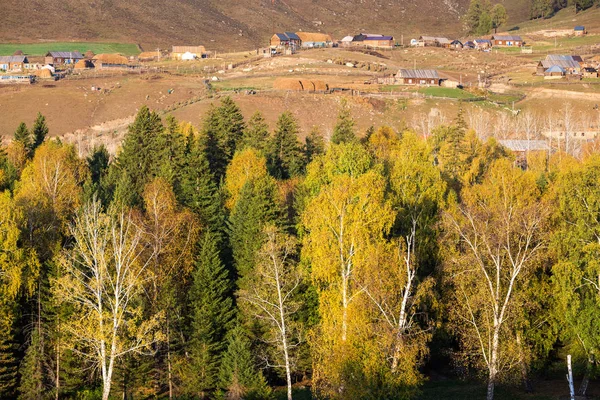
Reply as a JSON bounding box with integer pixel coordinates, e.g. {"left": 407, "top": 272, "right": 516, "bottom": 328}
{"left": 499, "top": 140, "right": 550, "bottom": 152}
{"left": 492, "top": 35, "right": 523, "bottom": 41}
{"left": 284, "top": 32, "right": 301, "bottom": 41}
{"left": 451, "top": 40, "right": 463, "bottom": 45}
{"left": 341, "top": 36, "right": 354, "bottom": 42}
{"left": 296, "top": 32, "right": 333, "bottom": 42}
{"left": 0, "top": 56, "right": 28, "bottom": 63}
{"left": 546, "top": 65, "right": 566, "bottom": 73}
{"left": 474, "top": 39, "right": 492, "bottom": 44}
{"left": 540, "top": 59, "right": 580, "bottom": 69}
{"left": 574, "top": 25, "right": 585, "bottom": 31}
{"left": 396, "top": 69, "right": 440, "bottom": 79}
{"left": 46, "top": 51, "right": 84, "bottom": 59}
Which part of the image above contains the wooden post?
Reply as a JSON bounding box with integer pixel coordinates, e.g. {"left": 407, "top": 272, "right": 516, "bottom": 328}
{"left": 567, "top": 354, "right": 575, "bottom": 400}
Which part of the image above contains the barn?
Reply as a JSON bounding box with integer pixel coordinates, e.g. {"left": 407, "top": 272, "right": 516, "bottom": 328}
{"left": 172, "top": 46, "right": 207, "bottom": 60}
{"left": 353, "top": 33, "right": 394, "bottom": 48}
{"left": 395, "top": 69, "right": 441, "bottom": 85}
{"left": 45, "top": 51, "right": 84, "bottom": 65}
{"left": 491, "top": 35, "right": 523, "bottom": 47}
{"left": 537, "top": 55, "right": 581, "bottom": 76}
{"left": 0, "top": 56, "right": 28, "bottom": 72}
{"left": 473, "top": 39, "right": 492, "bottom": 50}
{"left": 270, "top": 33, "right": 301, "bottom": 50}
{"left": 296, "top": 32, "right": 333, "bottom": 48}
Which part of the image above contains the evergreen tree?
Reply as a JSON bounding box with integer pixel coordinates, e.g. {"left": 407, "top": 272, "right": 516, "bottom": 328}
{"left": 266, "top": 112, "right": 304, "bottom": 179}
{"left": 202, "top": 106, "right": 229, "bottom": 182}
{"left": 183, "top": 231, "right": 235, "bottom": 397}
{"left": 331, "top": 100, "right": 356, "bottom": 144}
{"left": 218, "top": 326, "right": 271, "bottom": 400}
{"left": 111, "top": 106, "right": 164, "bottom": 206}
{"left": 13, "top": 123, "right": 31, "bottom": 155}
{"left": 18, "top": 328, "right": 44, "bottom": 400}
{"left": 217, "top": 97, "right": 246, "bottom": 159}
{"left": 31, "top": 113, "right": 48, "bottom": 153}
{"left": 240, "top": 111, "right": 269, "bottom": 153}
{"left": 305, "top": 126, "right": 326, "bottom": 164}
{"left": 0, "top": 302, "right": 18, "bottom": 399}
{"left": 157, "top": 116, "right": 187, "bottom": 197}
{"left": 83, "top": 145, "right": 110, "bottom": 205}
{"left": 229, "top": 176, "right": 282, "bottom": 287}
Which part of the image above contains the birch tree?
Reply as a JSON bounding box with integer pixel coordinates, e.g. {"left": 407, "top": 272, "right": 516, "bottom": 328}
{"left": 443, "top": 159, "right": 548, "bottom": 400}
{"left": 56, "top": 199, "right": 163, "bottom": 400}
{"left": 239, "top": 225, "right": 302, "bottom": 400}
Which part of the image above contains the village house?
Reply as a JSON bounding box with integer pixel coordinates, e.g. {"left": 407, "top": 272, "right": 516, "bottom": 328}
{"left": 44, "top": 51, "right": 84, "bottom": 65}
{"left": 417, "top": 36, "right": 451, "bottom": 48}
{"left": 574, "top": 26, "right": 586, "bottom": 36}
{"left": 0, "top": 74, "right": 33, "bottom": 84}
{"left": 270, "top": 33, "right": 301, "bottom": 51}
{"left": 491, "top": 35, "right": 523, "bottom": 47}
{"left": 0, "top": 56, "right": 28, "bottom": 72}
{"left": 353, "top": 34, "right": 394, "bottom": 48}
{"left": 499, "top": 139, "right": 550, "bottom": 169}
{"left": 296, "top": 32, "right": 333, "bottom": 48}
{"left": 340, "top": 36, "right": 354, "bottom": 47}
{"left": 537, "top": 55, "right": 582, "bottom": 76}
{"left": 473, "top": 39, "right": 492, "bottom": 50}
{"left": 544, "top": 65, "right": 566, "bottom": 79}
{"left": 463, "top": 41, "right": 476, "bottom": 49}
{"left": 395, "top": 69, "right": 441, "bottom": 85}
{"left": 171, "top": 46, "right": 207, "bottom": 60}
{"left": 450, "top": 40, "right": 463, "bottom": 49}
{"left": 583, "top": 67, "right": 598, "bottom": 78}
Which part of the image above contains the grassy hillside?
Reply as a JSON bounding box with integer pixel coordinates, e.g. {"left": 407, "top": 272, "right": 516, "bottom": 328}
{"left": 0, "top": 0, "right": 535, "bottom": 51}
{"left": 0, "top": 42, "right": 140, "bottom": 56}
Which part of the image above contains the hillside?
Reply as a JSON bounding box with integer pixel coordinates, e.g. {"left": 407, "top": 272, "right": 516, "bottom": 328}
{"left": 1, "top": 0, "right": 531, "bottom": 51}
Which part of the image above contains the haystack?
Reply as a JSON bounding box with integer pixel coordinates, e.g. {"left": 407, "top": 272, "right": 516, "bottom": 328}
{"left": 84, "top": 50, "right": 96, "bottom": 60}
{"left": 74, "top": 59, "right": 94, "bottom": 69}
{"left": 295, "top": 32, "right": 333, "bottom": 43}
{"left": 13, "top": 50, "right": 24, "bottom": 56}
{"left": 299, "top": 80, "right": 315, "bottom": 91}
{"left": 92, "top": 53, "right": 129, "bottom": 65}
{"left": 273, "top": 78, "right": 304, "bottom": 91}
{"left": 312, "top": 80, "right": 328, "bottom": 91}
{"left": 36, "top": 69, "right": 53, "bottom": 79}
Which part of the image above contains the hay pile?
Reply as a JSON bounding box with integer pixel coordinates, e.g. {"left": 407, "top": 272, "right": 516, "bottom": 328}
{"left": 93, "top": 53, "right": 129, "bottom": 64}
{"left": 84, "top": 50, "right": 96, "bottom": 60}
{"left": 296, "top": 32, "right": 333, "bottom": 43}
{"left": 74, "top": 59, "right": 94, "bottom": 69}
{"left": 273, "top": 78, "right": 329, "bottom": 91}
{"left": 36, "top": 69, "right": 53, "bottom": 78}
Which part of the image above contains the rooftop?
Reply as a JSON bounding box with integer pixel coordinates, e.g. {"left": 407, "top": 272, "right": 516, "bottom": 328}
{"left": 396, "top": 69, "right": 440, "bottom": 79}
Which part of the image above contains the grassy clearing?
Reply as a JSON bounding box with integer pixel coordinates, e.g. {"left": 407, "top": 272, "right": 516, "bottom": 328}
{"left": 0, "top": 42, "right": 140, "bottom": 56}
{"left": 486, "top": 91, "right": 526, "bottom": 103}
{"left": 418, "top": 87, "right": 477, "bottom": 99}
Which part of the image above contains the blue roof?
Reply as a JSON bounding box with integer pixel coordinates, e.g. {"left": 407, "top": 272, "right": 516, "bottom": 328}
{"left": 284, "top": 32, "right": 300, "bottom": 40}
{"left": 364, "top": 36, "right": 393, "bottom": 41}
{"left": 575, "top": 26, "right": 585, "bottom": 31}
{"left": 546, "top": 65, "right": 566, "bottom": 73}
{"left": 474, "top": 39, "right": 492, "bottom": 44}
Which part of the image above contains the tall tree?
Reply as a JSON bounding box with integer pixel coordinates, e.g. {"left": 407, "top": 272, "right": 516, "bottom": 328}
{"left": 13, "top": 123, "right": 31, "bottom": 156}
{"left": 443, "top": 160, "right": 549, "bottom": 400}
{"left": 491, "top": 4, "right": 508, "bottom": 32}
{"left": 240, "top": 111, "right": 270, "bottom": 154}
{"left": 31, "top": 113, "right": 49, "bottom": 153}
{"left": 18, "top": 328, "right": 44, "bottom": 400}
{"left": 239, "top": 226, "right": 302, "bottom": 400}
{"left": 56, "top": 199, "right": 164, "bottom": 400}
{"left": 331, "top": 99, "right": 356, "bottom": 145}
{"left": 225, "top": 148, "right": 269, "bottom": 210}
{"left": 266, "top": 112, "right": 305, "bottom": 180}
{"left": 304, "top": 126, "right": 326, "bottom": 164}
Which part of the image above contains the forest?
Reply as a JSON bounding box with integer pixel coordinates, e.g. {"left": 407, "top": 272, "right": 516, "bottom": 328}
{"left": 0, "top": 98, "right": 599, "bottom": 400}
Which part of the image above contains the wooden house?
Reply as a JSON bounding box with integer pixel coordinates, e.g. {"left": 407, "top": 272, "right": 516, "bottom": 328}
{"left": 574, "top": 26, "right": 586, "bottom": 36}
{"left": 44, "top": 51, "right": 84, "bottom": 65}
{"left": 473, "top": 39, "right": 492, "bottom": 50}
{"left": 395, "top": 69, "right": 441, "bottom": 85}
{"left": 544, "top": 65, "right": 566, "bottom": 79}
{"left": 583, "top": 67, "right": 598, "bottom": 78}
{"left": 537, "top": 55, "right": 581, "bottom": 76}
{"left": 296, "top": 32, "right": 333, "bottom": 48}
{"left": 270, "top": 33, "right": 301, "bottom": 50}
{"left": 353, "top": 34, "right": 394, "bottom": 48}
{"left": 491, "top": 35, "right": 523, "bottom": 47}
{"left": 172, "top": 46, "right": 207, "bottom": 60}
{"left": 340, "top": 36, "right": 354, "bottom": 47}
{"left": 0, "top": 56, "right": 28, "bottom": 72}
{"left": 450, "top": 40, "right": 463, "bottom": 49}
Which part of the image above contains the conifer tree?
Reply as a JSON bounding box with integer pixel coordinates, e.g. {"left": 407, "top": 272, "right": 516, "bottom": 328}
{"left": 240, "top": 111, "right": 269, "bottom": 153}
{"left": 112, "top": 106, "right": 164, "bottom": 206}
{"left": 331, "top": 99, "right": 356, "bottom": 144}
{"left": 0, "top": 302, "right": 18, "bottom": 399}
{"left": 218, "top": 326, "right": 271, "bottom": 400}
{"left": 229, "top": 176, "right": 282, "bottom": 287}
{"left": 266, "top": 112, "right": 304, "bottom": 180}
{"left": 13, "top": 123, "right": 31, "bottom": 155}
{"left": 183, "top": 231, "right": 234, "bottom": 397}
{"left": 217, "top": 97, "right": 245, "bottom": 158}
{"left": 83, "top": 145, "right": 110, "bottom": 205}
{"left": 202, "top": 106, "right": 229, "bottom": 182}
{"left": 31, "top": 113, "right": 48, "bottom": 153}
{"left": 18, "top": 328, "right": 44, "bottom": 400}
{"left": 158, "top": 116, "right": 187, "bottom": 197}
{"left": 304, "top": 126, "right": 326, "bottom": 164}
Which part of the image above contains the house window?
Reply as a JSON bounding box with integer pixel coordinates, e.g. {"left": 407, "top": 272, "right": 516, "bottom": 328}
{"left": 499, "top": 41, "right": 503, "bottom": 44}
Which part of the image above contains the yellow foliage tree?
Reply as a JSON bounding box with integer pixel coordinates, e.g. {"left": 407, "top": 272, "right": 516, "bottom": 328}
{"left": 224, "top": 148, "right": 268, "bottom": 210}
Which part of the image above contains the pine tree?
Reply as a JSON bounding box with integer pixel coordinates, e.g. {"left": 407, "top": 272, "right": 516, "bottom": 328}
{"left": 0, "top": 302, "right": 18, "bottom": 399}
{"left": 228, "top": 176, "right": 282, "bottom": 287}
{"left": 157, "top": 116, "right": 187, "bottom": 197}
{"left": 331, "top": 99, "right": 356, "bottom": 144}
{"left": 305, "top": 126, "right": 326, "bottom": 164}
{"left": 266, "top": 112, "right": 304, "bottom": 179}
{"left": 112, "top": 106, "right": 164, "bottom": 206}
{"left": 31, "top": 113, "right": 48, "bottom": 153}
{"left": 217, "top": 97, "right": 246, "bottom": 158}
{"left": 83, "top": 145, "right": 110, "bottom": 205}
{"left": 13, "top": 123, "right": 31, "bottom": 155}
{"left": 18, "top": 328, "right": 44, "bottom": 400}
{"left": 218, "top": 326, "right": 271, "bottom": 400}
{"left": 202, "top": 105, "right": 229, "bottom": 182}
{"left": 183, "top": 231, "right": 235, "bottom": 397}
{"left": 240, "top": 111, "right": 269, "bottom": 153}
